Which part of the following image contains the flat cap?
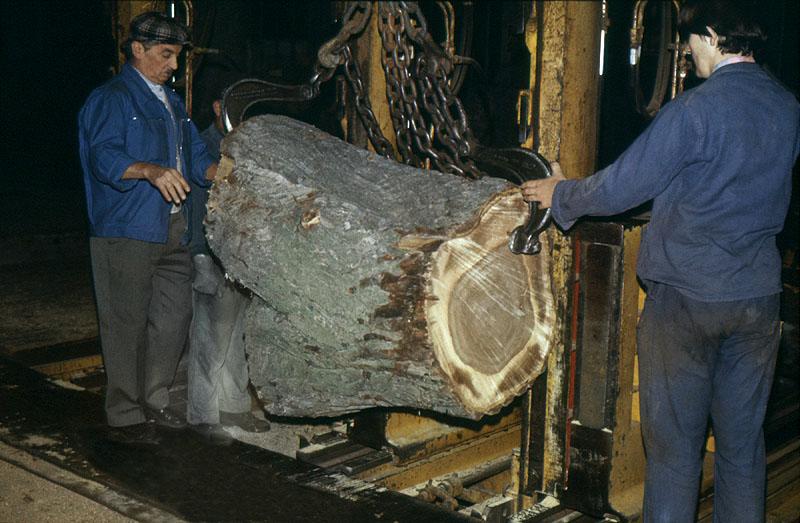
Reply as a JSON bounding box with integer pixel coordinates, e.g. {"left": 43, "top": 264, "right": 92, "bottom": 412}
{"left": 129, "top": 11, "right": 191, "bottom": 46}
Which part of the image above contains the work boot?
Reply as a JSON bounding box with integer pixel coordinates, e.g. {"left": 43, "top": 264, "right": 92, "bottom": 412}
{"left": 220, "top": 411, "right": 271, "bottom": 433}
{"left": 107, "top": 422, "right": 162, "bottom": 446}
{"left": 189, "top": 423, "right": 233, "bottom": 446}
{"left": 144, "top": 407, "right": 187, "bottom": 430}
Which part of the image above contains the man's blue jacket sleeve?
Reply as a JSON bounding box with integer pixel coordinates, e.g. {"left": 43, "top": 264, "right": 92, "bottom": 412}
{"left": 551, "top": 97, "right": 705, "bottom": 230}
{"left": 79, "top": 88, "right": 142, "bottom": 192}
{"left": 184, "top": 116, "right": 215, "bottom": 188}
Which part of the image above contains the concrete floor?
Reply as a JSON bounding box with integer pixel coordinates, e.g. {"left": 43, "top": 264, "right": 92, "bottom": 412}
{"left": 0, "top": 441, "right": 152, "bottom": 523}
{"left": 0, "top": 233, "right": 97, "bottom": 355}
{"left": 0, "top": 460, "right": 132, "bottom": 523}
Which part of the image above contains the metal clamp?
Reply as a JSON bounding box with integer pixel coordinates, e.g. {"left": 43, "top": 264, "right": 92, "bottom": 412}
{"left": 472, "top": 146, "right": 553, "bottom": 256}
{"left": 221, "top": 79, "right": 317, "bottom": 132}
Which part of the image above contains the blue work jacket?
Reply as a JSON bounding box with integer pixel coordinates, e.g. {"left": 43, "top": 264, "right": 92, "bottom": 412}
{"left": 79, "top": 63, "right": 215, "bottom": 243}
{"left": 552, "top": 63, "right": 800, "bottom": 301}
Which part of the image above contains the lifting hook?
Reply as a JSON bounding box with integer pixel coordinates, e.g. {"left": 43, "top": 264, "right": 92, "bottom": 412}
{"left": 472, "top": 146, "right": 553, "bottom": 255}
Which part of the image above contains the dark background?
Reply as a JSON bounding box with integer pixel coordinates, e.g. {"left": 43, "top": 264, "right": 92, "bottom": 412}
{"left": 1, "top": 0, "right": 797, "bottom": 246}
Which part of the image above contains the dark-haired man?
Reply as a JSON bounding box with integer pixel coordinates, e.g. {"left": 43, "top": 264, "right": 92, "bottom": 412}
{"left": 522, "top": 1, "right": 798, "bottom": 521}
{"left": 79, "top": 12, "right": 217, "bottom": 445}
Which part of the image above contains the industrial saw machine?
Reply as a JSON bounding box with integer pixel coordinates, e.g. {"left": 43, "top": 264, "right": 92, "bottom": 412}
{"left": 108, "top": 2, "right": 797, "bottom": 521}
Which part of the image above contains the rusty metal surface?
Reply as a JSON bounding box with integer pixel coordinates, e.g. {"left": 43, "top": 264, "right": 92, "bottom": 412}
{"left": 607, "top": 226, "right": 646, "bottom": 517}
{"left": 357, "top": 424, "right": 521, "bottom": 492}
{"left": 372, "top": 409, "right": 521, "bottom": 465}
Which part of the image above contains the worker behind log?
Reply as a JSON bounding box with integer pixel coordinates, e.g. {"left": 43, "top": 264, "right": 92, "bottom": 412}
{"left": 521, "top": 1, "right": 798, "bottom": 522}
{"left": 184, "top": 89, "right": 271, "bottom": 445}
{"left": 78, "top": 12, "right": 217, "bottom": 445}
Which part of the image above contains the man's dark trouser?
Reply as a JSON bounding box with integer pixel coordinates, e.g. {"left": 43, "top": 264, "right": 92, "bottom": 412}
{"left": 90, "top": 213, "right": 193, "bottom": 427}
{"left": 637, "top": 282, "right": 781, "bottom": 523}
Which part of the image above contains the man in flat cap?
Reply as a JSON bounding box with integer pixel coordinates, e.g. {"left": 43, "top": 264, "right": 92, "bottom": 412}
{"left": 79, "top": 12, "right": 217, "bottom": 445}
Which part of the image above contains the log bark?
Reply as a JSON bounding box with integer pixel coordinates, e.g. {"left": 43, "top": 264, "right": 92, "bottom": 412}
{"left": 206, "top": 115, "right": 557, "bottom": 419}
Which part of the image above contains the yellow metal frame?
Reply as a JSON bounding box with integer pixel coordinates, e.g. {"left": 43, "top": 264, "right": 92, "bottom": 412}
{"left": 357, "top": 421, "right": 521, "bottom": 492}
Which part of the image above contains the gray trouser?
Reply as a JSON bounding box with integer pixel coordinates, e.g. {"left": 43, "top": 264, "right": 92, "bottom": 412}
{"left": 186, "top": 254, "right": 251, "bottom": 425}
{"left": 90, "top": 213, "right": 193, "bottom": 427}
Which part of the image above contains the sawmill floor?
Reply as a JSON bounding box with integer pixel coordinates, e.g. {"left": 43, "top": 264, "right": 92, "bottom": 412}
{"left": 0, "top": 356, "right": 475, "bottom": 522}
{"left": 1, "top": 219, "right": 799, "bottom": 521}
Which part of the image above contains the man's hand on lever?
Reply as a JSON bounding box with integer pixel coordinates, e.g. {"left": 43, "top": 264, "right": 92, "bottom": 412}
{"left": 521, "top": 161, "right": 566, "bottom": 208}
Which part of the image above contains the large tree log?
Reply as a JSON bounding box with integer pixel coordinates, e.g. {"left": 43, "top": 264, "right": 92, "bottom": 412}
{"left": 206, "top": 115, "right": 556, "bottom": 419}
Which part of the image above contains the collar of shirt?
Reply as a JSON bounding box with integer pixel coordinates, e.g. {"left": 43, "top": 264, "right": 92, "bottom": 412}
{"left": 712, "top": 55, "right": 756, "bottom": 73}
{"left": 132, "top": 67, "right": 171, "bottom": 108}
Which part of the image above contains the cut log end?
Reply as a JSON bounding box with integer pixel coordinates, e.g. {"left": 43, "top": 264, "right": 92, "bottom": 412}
{"left": 426, "top": 189, "right": 555, "bottom": 416}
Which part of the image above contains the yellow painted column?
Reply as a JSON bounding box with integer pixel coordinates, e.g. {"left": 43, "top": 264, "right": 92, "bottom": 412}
{"left": 533, "top": 0, "right": 603, "bottom": 497}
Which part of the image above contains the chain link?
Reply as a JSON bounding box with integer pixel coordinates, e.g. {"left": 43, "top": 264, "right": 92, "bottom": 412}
{"left": 378, "top": 5, "right": 427, "bottom": 167}
{"left": 341, "top": 45, "right": 395, "bottom": 158}
{"left": 310, "top": 1, "right": 373, "bottom": 94}
{"left": 377, "top": 2, "right": 483, "bottom": 179}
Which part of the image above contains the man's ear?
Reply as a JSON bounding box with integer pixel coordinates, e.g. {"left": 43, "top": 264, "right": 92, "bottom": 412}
{"left": 212, "top": 100, "right": 222, "bottom": 118}
{"left": 131, "top": 41, "right": 145, "bottom": 59}
{"left": 706, "top": 26, "right": 719, "bottom": 47}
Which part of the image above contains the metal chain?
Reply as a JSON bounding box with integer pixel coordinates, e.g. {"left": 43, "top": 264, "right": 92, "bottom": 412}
{"left": 309, "top": 1, "right": 373, "bottom": 95}
{"left": 377, "top": 2, "right": 484, "bottom": 179}
{"left": 378, "top": 5, "right": 430, "bottom": 168}
{"left": 341, "top": 45, "right": 395, "bottom": 158}
{"left": 307, "top": 1, "right": 483, "bottom": 178}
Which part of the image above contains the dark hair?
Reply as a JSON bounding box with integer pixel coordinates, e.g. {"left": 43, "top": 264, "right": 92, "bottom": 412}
{"left": 678, "top": 0, "right": 766, "bottom": 56}
{"left": 121, "top": 40, "right": 157, "bottom": 61}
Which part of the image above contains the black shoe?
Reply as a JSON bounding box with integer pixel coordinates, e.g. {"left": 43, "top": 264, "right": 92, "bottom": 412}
{"left": 107, "top": 423, "right": 162, "bottom": 446}
{"left": 220, "top": 411, "right": 271, "bottom": 433}
{"left": 145, "top": 407, "right": 186, "bottom": 430}
{"left": 189, "top": 423, "right": 233, "bottom": 446}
